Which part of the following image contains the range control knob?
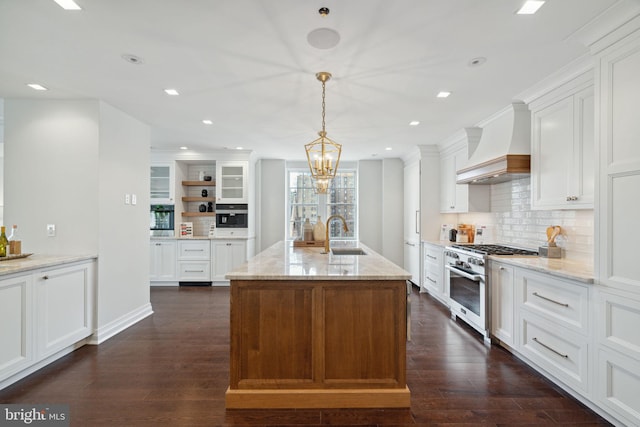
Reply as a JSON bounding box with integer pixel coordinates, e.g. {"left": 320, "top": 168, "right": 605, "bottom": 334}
{"left": 468, "top": 258, "right": 484, "bottom": 266}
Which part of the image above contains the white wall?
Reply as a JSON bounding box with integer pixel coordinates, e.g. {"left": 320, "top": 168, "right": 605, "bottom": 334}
{"left": 358, "top": 158, "right": 404, "bottom": 267}
{"left": 4, "top": 99, "right": 151, "bottom": 343}
{"left": 96, "top": 101, "right": 151, "bottom": 330}
{"left": 256, "top": 159, "right": 285, "bottom": 251}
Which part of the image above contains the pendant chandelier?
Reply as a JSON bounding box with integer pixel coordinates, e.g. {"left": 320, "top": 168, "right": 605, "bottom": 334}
{"left": 305, "top": 71, "right": 341, "bottom": 194}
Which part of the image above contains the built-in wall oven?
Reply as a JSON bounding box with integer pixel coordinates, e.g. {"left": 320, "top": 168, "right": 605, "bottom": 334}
{"left": 150, "top": 204, "right": 175, "bottom": 236}
{"left": 444, "top": 244, "right": 538, "bottom": 344}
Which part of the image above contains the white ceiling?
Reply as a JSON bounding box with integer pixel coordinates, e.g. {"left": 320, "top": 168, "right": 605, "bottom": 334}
{"left": 0, "top": 0, "right": 636, "bottom": 161}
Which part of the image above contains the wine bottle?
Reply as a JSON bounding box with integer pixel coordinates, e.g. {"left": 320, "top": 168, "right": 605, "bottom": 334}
{"left": 0, "top": 226, "right": 9, "bottom": 257}
{"left": 9, "top": 225, "right": 21, "bottom": 255}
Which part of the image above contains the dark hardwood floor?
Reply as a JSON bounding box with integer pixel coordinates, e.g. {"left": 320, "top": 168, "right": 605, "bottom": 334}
{"left": 0, "top": 286, "right": 611, "bottom": 426}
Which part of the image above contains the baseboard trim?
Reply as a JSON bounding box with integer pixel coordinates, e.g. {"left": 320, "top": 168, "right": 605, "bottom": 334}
{"left": 88, "top": 303, "right": 154, "bottom": 345}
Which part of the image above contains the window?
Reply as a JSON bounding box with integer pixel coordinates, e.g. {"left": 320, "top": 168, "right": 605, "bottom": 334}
{"left": 287, "top": 169, "right": 357, "bottom": 241}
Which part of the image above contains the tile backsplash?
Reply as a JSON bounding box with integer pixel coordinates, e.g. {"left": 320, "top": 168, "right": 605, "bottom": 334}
{"left": 459, "top": 177, "right": 593, "bottom": 262}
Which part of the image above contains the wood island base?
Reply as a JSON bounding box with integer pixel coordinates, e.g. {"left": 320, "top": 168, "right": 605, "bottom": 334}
{"left": 225, "top": 386, "right": 411, "bottom": 409}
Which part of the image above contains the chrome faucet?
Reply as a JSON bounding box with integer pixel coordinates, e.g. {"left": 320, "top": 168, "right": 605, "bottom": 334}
{"left": 323, "top": 215, "right": 349, "bottom": 253}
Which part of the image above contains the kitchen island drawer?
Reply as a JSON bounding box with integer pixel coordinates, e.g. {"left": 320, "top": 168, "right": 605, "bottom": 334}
{"left": 178, "top": 261, "right": 211, "bottom": 281}
{"left": 178, "top": 240, "right": 210, "bottom": 260}
{"left": 517, "top": 268, "right": 590, "bottom": 335}
{"left": 519, "top": 311, "right": 590, "bottom": 394}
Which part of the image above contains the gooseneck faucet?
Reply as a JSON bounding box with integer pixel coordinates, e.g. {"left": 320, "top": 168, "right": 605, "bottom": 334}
{"left": 323, "top": 215, "right": 349, "bottom": 254}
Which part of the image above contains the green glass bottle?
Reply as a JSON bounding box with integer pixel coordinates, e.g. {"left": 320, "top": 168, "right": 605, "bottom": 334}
{"left": 0, "top": 226, "right": 8, "bottom": 257}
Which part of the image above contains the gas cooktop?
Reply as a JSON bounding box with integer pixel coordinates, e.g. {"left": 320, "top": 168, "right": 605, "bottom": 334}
{"left": 450, "top": 244, "right": 538, "bottom": 256}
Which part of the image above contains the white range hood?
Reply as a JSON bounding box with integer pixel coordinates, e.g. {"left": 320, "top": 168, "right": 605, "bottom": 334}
{"left": 456, "top": 102, "right": 531, "bottom": 185}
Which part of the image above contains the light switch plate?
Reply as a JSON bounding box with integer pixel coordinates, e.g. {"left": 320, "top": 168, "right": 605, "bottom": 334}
{"left": 125, "top": 194, "right": 131, "bottom": 205}
{"left": 47, "top": 224, "right": 56, "bottom": 237}
{"left": 131, "top": 194, "right": 137, "bottom": 205}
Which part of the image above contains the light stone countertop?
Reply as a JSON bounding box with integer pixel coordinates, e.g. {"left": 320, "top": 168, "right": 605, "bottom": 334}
{"left": 0, "top": 254, "right": 97, "bottom": 277}
{"left": 226, "top": 241, "right": 411, "bottom": 281}
{"left": 150, "top": 236, "right": 249, "bottom": 240}
{"left": 421, "top": 240, "right": 593, "bottom": 283}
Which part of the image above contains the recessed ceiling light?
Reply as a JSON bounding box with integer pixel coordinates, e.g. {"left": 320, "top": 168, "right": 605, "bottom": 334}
{"left": 236, "top": 147, "right": 244, "bottom": 150}
{"left": 437, "top": 91, "right": 451, "bottom": 98}
{"left": 202, "top": 119, "right": 213, "bottom": 125}
{"left": 516, "top": 1, "right": 545, "bottom": 15}
{"left": 121, "top": 54, "right": 144, "bottom": 65}
{"left": 409, "top": 121, "right": 420, "bottom": 126}
{"left": 385, "top": 147, "right": 392, "bottom": 151}
{"left": 164, "top": 89, "right": 179, "bottom": 96}
{"left": 179, "top": 146, "right": 188, "bottom": 150}
{"left": 27, "top": 83, "right": 48, "bottom": 91}
{"left": 53, "top": 0, "right": 81, "bottom": 10}
{"left": 468, "top": 57, "right": 487, "bottom": 67}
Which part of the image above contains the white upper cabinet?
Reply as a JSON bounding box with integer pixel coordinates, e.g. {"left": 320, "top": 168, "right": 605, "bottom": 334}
{"left": 150, "top": 163, "right": 175, "bottom": 204}
{"left": 530, "top": 72, "right": 594, "bottom": 210}
{"left": 216, "top": 161, "right": 248, "bottom": 203}
{"left": 439, "top": 132, "right": 490, "bottom": 213}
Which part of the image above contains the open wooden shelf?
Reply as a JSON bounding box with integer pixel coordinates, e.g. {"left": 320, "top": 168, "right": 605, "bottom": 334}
{"left": 183, "top": 180, "right": 216, "bottom": 186}
{"left": 182, "top": 197, "right": 215, "bottom": 202}
{"left": 181, "top": 212, "right": 215, "bottom": 217}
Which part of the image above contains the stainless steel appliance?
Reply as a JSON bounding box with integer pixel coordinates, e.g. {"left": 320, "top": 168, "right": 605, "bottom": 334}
{"left": 216, "top": 204, "right": 248, "bottom": 229}
{"left": 150, "top": 204, "right": 175, "bottom": 236}
{"left": 444, "top": 244, "right": 537, "bottom": 344}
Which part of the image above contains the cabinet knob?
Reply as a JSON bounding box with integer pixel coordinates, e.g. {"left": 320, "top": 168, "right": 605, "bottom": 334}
{"left": 226, "top": 243, "right": 232, "bottom": 246}
{"left": 499, "top": 267, "right": 505, "bottom": 271}
{"left": 43, "top": 275, "right": 49, "bottom": 280}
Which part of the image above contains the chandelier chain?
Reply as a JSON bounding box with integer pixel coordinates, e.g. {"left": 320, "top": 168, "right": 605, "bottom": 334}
{"left": 321, "top": 80, "right": 326, "bottom": 133}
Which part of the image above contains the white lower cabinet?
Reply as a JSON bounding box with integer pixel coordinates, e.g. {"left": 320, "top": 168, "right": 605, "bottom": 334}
{"left": 594, "top": 288, "right": 640, "bottom": 426}
{"left": 514, "top": 268, "right": 591, "bottom": 395}
{"left": 0, "top": 274, "right": 33, "bottom": 381}
{"left": 150, "top": 240, "right": 177, "bottom": 282}
{"left": 422, "top": 243, "right": 447, "bottom": 305}
{"left": 0, "top": 259, "right": 96, "bottom": 388}
{"left": 177, "top": 240, "right": 211, "bottom": 282}
{"left": 212, "top": 240, "right": 247, "bottom": 282}
{"left": 490, "top": 261, "right": 515, "bottom": 347}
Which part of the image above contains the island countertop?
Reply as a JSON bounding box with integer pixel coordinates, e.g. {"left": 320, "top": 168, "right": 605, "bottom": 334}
{"left": 226, "top": 241, "right": 411, "bottom": 281}
{"left": 0, "top": 254, "right": 97, "bottom": 277}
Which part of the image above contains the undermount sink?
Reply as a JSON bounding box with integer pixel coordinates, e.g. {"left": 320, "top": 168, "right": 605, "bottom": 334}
{"left": 331, "top": 247, "right": 367, "bottom": 256}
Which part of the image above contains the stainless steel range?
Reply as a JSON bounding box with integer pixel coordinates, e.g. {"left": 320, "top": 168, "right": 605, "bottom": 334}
{"left": 444, "top": 244, "right": 538, "bottom": 344}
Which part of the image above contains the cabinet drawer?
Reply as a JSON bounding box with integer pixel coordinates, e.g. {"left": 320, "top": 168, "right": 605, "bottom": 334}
{"left": 519, "top": 311, "right": 589, "bottom": 394}
{"left": 178, "top": 261, "right": 211, "bottom": 281}
{"left": 596, "top": 347, "right": 640, "bottom": 426}
{"left": 595, "top": 288, "right": 640, "bottom": 359}
{"left": 424, "top": 261, "right": 442, "bottom": 288}
{"left": 518, "top": 269, "right": 589, "bottom": 335}
{"left": 178, "top": 240, "right": 210, "bottom": 260}
{"left": 424, "top": 246, "right": 443, "bottom": 264}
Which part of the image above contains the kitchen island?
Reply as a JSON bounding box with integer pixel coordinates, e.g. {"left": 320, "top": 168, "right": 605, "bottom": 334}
{"left": 225, "top": 241, "right": 411, "bottom": 409}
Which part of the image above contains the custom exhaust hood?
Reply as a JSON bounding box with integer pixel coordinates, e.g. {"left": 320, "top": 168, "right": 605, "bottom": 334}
{"left": 456, "top": 102, "right": 531, "bottom": 185}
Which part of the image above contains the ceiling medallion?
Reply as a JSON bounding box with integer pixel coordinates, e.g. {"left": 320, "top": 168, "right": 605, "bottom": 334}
{"left": 305, "top": 72, "right": 342, "bottom": 194}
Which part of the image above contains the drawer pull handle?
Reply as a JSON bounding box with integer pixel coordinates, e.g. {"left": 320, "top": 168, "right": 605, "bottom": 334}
{"left": 533, "top": 292, "right": 568, "bottom": 307}
{"left": 533, "top": 337, "right": 568, "bottom": 359}
{"left": 426, "top": 254, "right": 437, "bottom": 260}
{"left": 185, "top": 249, "right": 204, "bottom": 252}
{"left": 185, "top": 270, "right": 204, "bottom": 273}
{"left": 426, "top": 277, "right": 436, "bottom": 284}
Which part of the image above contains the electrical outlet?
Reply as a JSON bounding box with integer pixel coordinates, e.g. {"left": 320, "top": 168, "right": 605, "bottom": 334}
{"left": 125, "top": 194, "right": 131, "bottom": 205}
{"left": 47, "top": 224, "right": 56, "bottom": 237}
{"left": 131, "top": 194, "right": 137, "bottom": 205}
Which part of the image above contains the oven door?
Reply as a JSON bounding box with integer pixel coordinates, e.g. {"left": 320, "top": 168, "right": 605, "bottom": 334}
{"left": 445, "top": 264, "right": 487, "bottom": 336}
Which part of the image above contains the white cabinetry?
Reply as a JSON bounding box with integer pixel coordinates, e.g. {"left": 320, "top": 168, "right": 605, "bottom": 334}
{"left": 35, "top": 262, "right": 95, "bottom": 359}
{"left": 150, "top": 163, "right": 175, "bottom": 204}
{"left": 530, "top": 72, "right": 594, "bottom": 210}
{"left": 0, "top": 259, "right": 95, "bottom": 389}
{"left": 403, "top": 159, "right": 420, "bottom": 285}
{"left": 212, "top": 240, "right": 247, "bottom": 282}
{"left": 594, "top": 288, "right": 640, "bottom": 426}
{"left": 0, "top": 274, "right": 33, "bottom": 381}
{"left": 422, "top": 243, "right": 447, "bottom": 305}
{"left": 150, "top": 240, "right": 177, "bottom": 282}
{"left": 592, "top": 27, "right": 640, "bottom": 427}
{"left": 216, "top": 161, "right": 248, "bottom": 203}
{"left": 490, "top": 261, "right": 515, "bottom": 347}
{"left": 177, "top": 240, "right": 211, "bottom": 282}
{"left": 515, "top": 268, "right": 591, "bottom": 395}
{"left": 439, "top": 132, "right": 490, "bottom": 213}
